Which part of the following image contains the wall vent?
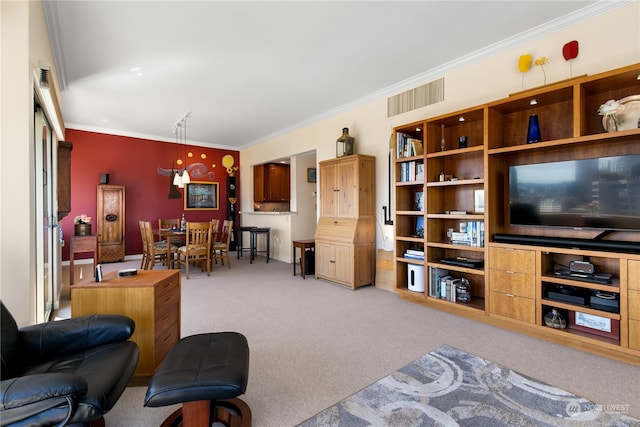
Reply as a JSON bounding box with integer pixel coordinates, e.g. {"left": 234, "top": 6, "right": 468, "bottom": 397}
{"left": 39, "top": 68, "right": 50, "bottom": 89}
{"left": 387, "top": 77, "right": 444, "bottom": 117}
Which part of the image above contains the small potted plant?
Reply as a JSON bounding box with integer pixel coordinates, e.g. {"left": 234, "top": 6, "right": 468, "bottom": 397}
{"left": 74, "top": 214, "right": 92, "bottom": 236}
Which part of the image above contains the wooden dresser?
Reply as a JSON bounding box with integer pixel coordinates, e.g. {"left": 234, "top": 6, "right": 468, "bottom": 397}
{"left": 71, "top": 269, "right": 180, "bottom": 377}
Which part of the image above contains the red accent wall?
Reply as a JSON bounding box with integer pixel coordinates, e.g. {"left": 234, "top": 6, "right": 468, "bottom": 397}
{"left": 62, "top": 129, "right": 239, "bottom": 261}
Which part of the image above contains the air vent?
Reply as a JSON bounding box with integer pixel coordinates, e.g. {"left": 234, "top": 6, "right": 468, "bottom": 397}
{"left": 39, "top": 68, "right": 50, "bottom": 89}
{"left": 387, "top": 77, "right": 444, "bottom": 117}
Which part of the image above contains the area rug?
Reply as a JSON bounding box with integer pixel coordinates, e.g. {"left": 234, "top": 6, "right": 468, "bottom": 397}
{"left": 297, "top": 345, "right": 639, "bottom": 427}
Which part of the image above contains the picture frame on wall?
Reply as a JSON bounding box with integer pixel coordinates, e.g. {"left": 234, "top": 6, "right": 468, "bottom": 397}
{"left": 307, "top": 168, "right": 317, "bottom": 183}
{"left": 185, "top": 181, "right": 219, "bottom": 210}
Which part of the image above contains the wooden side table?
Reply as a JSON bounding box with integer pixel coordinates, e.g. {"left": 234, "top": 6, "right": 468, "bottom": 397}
{"left": 69, "top": 235, "right": 98, "bottom": 285}
{"left": 292, "top": 239, "right": 315, "bottom": 279}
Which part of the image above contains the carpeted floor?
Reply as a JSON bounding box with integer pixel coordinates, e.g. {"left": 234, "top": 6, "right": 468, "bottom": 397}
{"left": 298, "top": 345, "right": 640, "bottom": 427}
{"left": 56, "top": 258, "right": 640, "bottom": 426}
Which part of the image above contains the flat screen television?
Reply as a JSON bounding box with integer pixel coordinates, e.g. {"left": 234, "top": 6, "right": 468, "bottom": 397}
{"left": 509, "top": 154, "right": 640, "bottom": 231}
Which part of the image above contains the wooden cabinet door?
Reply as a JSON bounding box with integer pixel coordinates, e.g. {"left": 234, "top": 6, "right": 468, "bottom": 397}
{"left": 316, "top": 242, "right": 335, "bottom": 278}
{"left": 253, "top": 164, "right": 266, "bottom": 202}
{"left": 98, "top": 185, "right": 125, "bottom": 262}
{"left": 57, "top": 141, "right": 72, "bottom": 220}
{"left": 266, "top": 164, "right": 290, "bottom": 201}
{"left": 337, "top": 159, "right": 357, "bottom": 218}
{"left": 333, "top": 244, "right": 352, "bottom": 283}
{"left": 320, "top": 163, "right": 338, "bottom": 217}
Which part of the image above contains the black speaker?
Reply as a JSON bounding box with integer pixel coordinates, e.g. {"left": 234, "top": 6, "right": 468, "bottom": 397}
{"left": 100, "top": 173, "right": 110, "bottom": 184}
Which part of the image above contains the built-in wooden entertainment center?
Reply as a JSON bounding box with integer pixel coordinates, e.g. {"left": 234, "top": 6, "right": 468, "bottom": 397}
{"left": 394, "top": 64, "right": 640, "bottom": 365}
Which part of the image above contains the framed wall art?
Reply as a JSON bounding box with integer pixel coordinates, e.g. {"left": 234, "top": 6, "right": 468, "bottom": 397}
{"left": 184, "top": 181, "right": 219, "bottom": 210}
{"left": 307, "top": 168, "right": 317, "bottom": 183}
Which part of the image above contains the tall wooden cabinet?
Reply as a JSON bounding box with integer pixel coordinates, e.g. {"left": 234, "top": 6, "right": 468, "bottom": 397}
{"left": 57, "top": 141, "right": 72, "bottom": 220}
{"left": 315, "top": 155, "right": 375, "bottom": 290}
{"left": 97, "top": 185, "right": 125, "bottom": 262}
{"left": 393, "top": 64, "right": 640, "bottom": 366}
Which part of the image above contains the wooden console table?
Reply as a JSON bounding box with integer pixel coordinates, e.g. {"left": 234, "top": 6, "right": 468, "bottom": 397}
{"left": 292, "top": 239, "right": 315, "bottom": 279}
{"left": 71, "top": 269, "right": 181, "bottom": 377}
{"left": 69, "top": 235, "right": 98, "bottom": 285}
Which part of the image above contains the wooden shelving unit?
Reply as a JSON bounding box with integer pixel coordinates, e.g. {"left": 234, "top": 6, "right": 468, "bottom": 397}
{"left": 393, "top": 63, "right": 640, "bottom": 366}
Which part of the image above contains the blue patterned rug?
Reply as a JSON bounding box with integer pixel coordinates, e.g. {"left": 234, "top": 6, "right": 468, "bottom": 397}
{"left": 298, "top": 345, "right": 639, "bottom": 426}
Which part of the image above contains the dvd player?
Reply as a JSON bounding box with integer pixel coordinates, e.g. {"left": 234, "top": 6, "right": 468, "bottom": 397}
{"left": 554, "top": 267, "right": 612, "bottom": 284}
{"left": 440, "top": 257, "right": 484, "bottom": 268}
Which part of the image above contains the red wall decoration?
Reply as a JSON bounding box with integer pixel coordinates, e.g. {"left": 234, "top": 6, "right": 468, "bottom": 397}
{"left": 62, "top": 129, "right": 240, "bottom": 261}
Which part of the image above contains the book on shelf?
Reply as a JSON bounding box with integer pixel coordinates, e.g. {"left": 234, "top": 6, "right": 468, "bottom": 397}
{"left": 429, "top": 267, "right": 449, "bottom": 298}
{"left": 405, "top": 248, "right": 424, "bottom": 256}
{"left": 396, "top": 133, "right": 424, "bottom": 159}
{"left": 403, "top": 253, "right": 424, "bottom": 261}
{"left": 399, "top": 161, "right": 423, "bottom": 182}
{"left": 415, "top": 191, "right": 424, "bottom": 211}
{"left": 450, "top": 221, "right": 484, "bottom": 247}
{"left": 415, "top": 216, "right": 424, "bottom": 237}
{"left": 416, "top": 164, "right": 424, "bottom": 181}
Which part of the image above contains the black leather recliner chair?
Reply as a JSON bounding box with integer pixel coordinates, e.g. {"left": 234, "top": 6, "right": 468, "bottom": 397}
{"left": 0, "top": 300, "right": 139, "bottom": 426}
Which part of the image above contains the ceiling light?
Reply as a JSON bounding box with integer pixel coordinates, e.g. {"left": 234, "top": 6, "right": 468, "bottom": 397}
{"left": 173, "top": 112, "right": 192, "bottom": 188}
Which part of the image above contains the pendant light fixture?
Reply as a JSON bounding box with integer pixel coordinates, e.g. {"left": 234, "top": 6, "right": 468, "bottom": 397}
{"left": 172, "top": 112, "right": 191, "bottom": 188}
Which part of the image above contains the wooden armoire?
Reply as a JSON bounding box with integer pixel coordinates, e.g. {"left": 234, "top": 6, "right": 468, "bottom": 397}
{"left": 97, "top": 185, "right": 125, "bottom": 262}
{"left": 314, "top": 154, "right": 375, "bottom": 290}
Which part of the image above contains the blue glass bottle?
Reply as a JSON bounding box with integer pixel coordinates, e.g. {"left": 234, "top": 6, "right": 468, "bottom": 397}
{"left": 527, "top": 114, "right": 541, "bottom": 143}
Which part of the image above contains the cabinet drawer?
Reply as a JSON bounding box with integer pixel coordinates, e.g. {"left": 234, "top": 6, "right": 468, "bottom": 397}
{"left": 630, "top": 319, "right": 640, "bottom": 351}
{"left": 155, "top": 326, "right": 179, "bottom": 365}
{"left": 155, "top": 284, "right": 179, "bottom": 310}
{"left": 489, "top": 247, "right": 535, "bottom": 274}
{"left": 155, "top": 278, "right": 179, "bottom": 299}
{"left": 489, "top": 269, "right": 535, "bottom": 299}
{"left": 629, "top": 289, "right": 640, "bottom": 320}
{"left": 156, "top": 300, "right": 179, "bottom": 335}
{"left": 629, "top": 260, "right": 640, "bottom": 291}
{"left": 490, "top": 291, "right": 535, "bottom": 323}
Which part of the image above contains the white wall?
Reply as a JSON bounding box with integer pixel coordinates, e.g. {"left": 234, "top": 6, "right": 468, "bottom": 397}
{"left": 240, "top": 3, "right": 640, "bottom": 254}
{"left": 0, "top": 1, "right": 62, "bottom": 325}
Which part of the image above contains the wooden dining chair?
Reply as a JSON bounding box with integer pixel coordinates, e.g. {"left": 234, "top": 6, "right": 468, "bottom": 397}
{"left": 212, "top": 220, "right": 233, "bottom": 269}
{"left": 176, "top": 222, "right": 213, "bottom": 278}
{"left": 210, "top": 219, "right": 221, "bottom": 244}
{"left": 140, "top": 221, "right": 177, "bottom": 270}
{"left": 159, "top": 218, "right": 184, "bottom": 246}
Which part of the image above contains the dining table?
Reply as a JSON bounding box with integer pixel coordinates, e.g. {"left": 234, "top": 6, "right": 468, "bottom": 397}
{"left": 154, "top": 225, "right": 219, "bottom": 269}
{"left": 154, "top": 228, "right": 186, "bottom": 269}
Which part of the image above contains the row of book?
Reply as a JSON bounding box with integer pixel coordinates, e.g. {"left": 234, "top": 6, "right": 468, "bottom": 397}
{"left": 428, "top": 266, "right": 471, "bottom": 303}
{"left": 403, "top": 247, "right": 424, "bottom": 261}
{"left": 398, "top": 161, "right": 424, "bottom": 182}
{"left": 396, "top": 133, "right": 423, "bottom": 158}
{"left": 450, "top": 221, "right": 484, "bottom": 247}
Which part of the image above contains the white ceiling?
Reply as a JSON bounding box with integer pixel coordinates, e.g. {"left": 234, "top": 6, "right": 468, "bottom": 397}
{"left": 44, "top": 1, "right": 609, "bottom": 150}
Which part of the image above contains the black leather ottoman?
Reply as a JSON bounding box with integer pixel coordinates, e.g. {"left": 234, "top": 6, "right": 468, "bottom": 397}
{"left": 144, "top": 332, "right": 251, "bottom": 427}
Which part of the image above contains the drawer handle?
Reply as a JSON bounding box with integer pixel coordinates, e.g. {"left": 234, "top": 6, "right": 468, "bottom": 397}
{"left": 506, "top": 293, "right": 515, "bottom": 297}
{"left": 506, "top": 271, "right": 515, "bottom": 274}
{"left": 330, "top": 260, "right": 335, "bottom": 264}
{"left": 163, "top": 296, "right": 173, "bottom": 304}
{"left": 333, "top": 221, "right": 338, "bottom": 225}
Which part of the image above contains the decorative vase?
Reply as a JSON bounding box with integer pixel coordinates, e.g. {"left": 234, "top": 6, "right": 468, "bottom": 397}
{"left": 544, "top": 309, "right": 567, "bottom": 329}
{"left": 527, "top": 114, "right": 541, "bottom": 143}
{"left": 74, "top": 223, "right": 91, "bottom": 236}
{"left": 604, "top": 114, "right": 618, "bottom": 132}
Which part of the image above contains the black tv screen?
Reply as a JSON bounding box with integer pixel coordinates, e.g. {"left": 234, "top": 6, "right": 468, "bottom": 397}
{"left": 509, "top": 154, "right": 640, "bottom": 231}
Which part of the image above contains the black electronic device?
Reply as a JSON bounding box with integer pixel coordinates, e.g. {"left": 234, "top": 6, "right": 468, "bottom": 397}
{"left": 554, "top": 267, "right": 613, "bottom": 284}
{"left": 493, "top": 234, "right": 640, "bottom": 254}
{"left": 508, "top": 154, "right": 640, "bottom": 232}
{"left": 590, "top": 291, "right": 620, "bottom": 313}
{"left": 545, "top": 284, "right": 588, "bottom": 306}
{"left": 569, "top": 260, "right": 594, "bottom": 275}
{"left": 440, "top": 257, "right": 484, "bottom": 268}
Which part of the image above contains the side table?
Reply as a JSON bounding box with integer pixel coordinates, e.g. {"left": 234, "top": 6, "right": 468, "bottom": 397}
{"left": 69, "top": 235, "right": 98, "bottom": 285}
{"left": 292, "top": 239, "right": 315, "bottom": 279}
